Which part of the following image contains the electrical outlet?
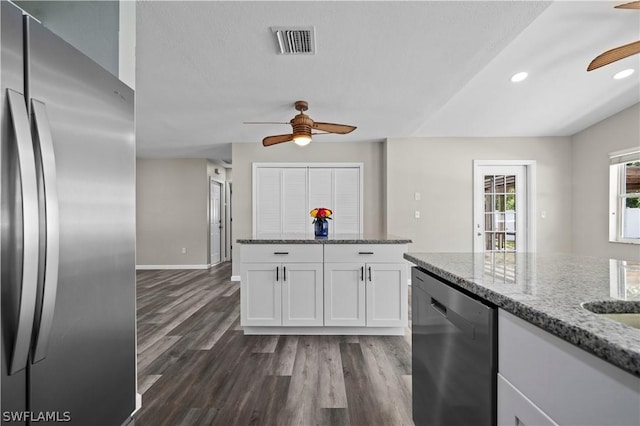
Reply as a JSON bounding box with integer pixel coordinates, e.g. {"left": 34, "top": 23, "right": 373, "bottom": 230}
{"left": 181, "top": 247, "right": 187, "bottom": 254}
{"left": 415, "top": 211, "right": 420, "bottom": 219}
{"left": 414, "top": 192, "right": 421, "bottom": 201}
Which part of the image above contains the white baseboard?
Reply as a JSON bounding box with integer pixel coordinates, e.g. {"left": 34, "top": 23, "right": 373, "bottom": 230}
{"left": 136, "top": 264, "right": 210, "bottom": 270}
{"left": 242, "top": 326, "right": 406, "bottom": 336}
{"left": 231, "top": 275, "right": 241, "bottom": 281}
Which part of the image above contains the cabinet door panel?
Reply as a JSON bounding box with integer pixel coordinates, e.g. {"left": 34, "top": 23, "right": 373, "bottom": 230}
{"left": 282, "top": 263, "right": 323, "bottom": 326}
{"left": 255, "top": 168, "right": 282, "bottom": 236}
{"left": 241, "top": 263, "right": 281, "bottom": 326}
{"left": 498, "top": 374, "right": 558, "bottom": 426}
{"left": 324, "top": 263, "right": 365, "bottom": 326}
{"left": 366, "top": 263, "right": 407, "bottom": 327}
{"left": 333, "top": 168, "right": 361, "bottom": 234}
{"left": 282, "top": 168, "right": 308, "bottom": 234}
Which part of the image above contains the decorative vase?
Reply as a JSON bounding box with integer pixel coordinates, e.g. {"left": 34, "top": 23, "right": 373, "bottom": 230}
{"left": 314, "top": 220, "right": 329, "bottom": 238}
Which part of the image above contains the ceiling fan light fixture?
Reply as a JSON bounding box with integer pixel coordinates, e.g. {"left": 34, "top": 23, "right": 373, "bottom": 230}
{"left": 293, "top": 134, "right": 312, "bottom": 146}
{"left": 613, "top": 68, "right": 635, "bottom": 79}
{"left": 510, "top": 71, "right": 528, "bottom": 83}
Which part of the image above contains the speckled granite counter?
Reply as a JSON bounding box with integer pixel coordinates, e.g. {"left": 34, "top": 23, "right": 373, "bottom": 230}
{"left": 237, "top": 233, "right": 411, "bottom": 244}
{"left": 404, "top": 252, "right": 640, "bottom": 377}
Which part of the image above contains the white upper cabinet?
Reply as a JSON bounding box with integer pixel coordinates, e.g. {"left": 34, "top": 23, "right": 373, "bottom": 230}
{"left": 253, "top": 163, "right": 363, "bottom": 237}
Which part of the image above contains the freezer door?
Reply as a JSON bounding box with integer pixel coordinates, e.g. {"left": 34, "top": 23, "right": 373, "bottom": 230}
{"left": 1, "top": 1, "right": 29, "bottom": 420}
{"left": 25, "top": 17, "right": 136, "bottom": 426}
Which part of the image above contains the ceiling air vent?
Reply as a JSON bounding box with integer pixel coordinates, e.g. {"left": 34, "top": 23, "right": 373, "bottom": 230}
{"left": 271, "top": 27, "right": 316, "bottom": 55}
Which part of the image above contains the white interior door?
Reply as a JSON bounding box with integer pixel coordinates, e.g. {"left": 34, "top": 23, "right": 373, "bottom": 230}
{"left": 210, "top": 180, "right": 222, "bottom": 265}
{"left": 474, "top": 163, "right": 532, "bottom": 253}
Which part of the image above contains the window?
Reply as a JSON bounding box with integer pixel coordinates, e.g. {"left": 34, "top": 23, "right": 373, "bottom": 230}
{"left": 609, "top": 149, "right": 640, "bottom": 244}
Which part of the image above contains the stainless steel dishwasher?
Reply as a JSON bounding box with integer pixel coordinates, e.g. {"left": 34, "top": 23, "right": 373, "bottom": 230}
{"left": 412, "top": 267, "right": 497, "bottom": 426}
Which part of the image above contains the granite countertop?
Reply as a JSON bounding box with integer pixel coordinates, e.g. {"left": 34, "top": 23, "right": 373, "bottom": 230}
{"left": 237, "top": 233, "right": 411, "bottom": 244}
{"left": 404, "top": 252, "right": 640, "bottom": 378}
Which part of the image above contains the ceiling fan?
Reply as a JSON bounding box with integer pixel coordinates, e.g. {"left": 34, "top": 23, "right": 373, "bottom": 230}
{"left": 587, "top": 1, "right": 640, "bottom": 71}
{"left": 245, "top": 100, "right": 356, "bottom": 147}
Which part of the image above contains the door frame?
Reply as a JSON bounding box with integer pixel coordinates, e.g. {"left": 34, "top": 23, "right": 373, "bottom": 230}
{"left": 209, "top": 177, "right": 224, "bottom": 264}
{"left": 473, "top": 160, "right": 537, "bottom": 253}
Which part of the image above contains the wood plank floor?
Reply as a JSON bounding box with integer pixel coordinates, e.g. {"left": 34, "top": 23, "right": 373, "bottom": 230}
{"left": 133, "top": 263, "right": 413, "bottom": 426}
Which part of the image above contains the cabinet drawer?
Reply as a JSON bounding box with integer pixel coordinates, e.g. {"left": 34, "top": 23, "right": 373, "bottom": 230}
{"left": 498, "top": 374, "right": 557, "bottom": 426}
{"left": 240, "top": 244, "right": 323, "bottom": 263}
{"left": 499, "top": 310, "right": 640, "bottom": 426}
{"left": 324, "top": 244, "right": 406, "bottom": 263}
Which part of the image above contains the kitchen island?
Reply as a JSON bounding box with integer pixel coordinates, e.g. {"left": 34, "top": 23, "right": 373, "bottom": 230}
{"left": 405, "top": 252, "right": 640, "bottom": 426}
{"left": 237, "top": 234, "right": 411, "bottom": 335}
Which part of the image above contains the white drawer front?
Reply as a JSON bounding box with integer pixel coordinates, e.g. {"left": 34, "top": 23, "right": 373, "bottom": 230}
{"left": 324, "top": 244, "right": 406, "bottom": 263}
{"left": 499, "top": 310, "right": 640, "bottom": 426}
{"left": 240, "top": 244, "right": 323, "bottom": 263}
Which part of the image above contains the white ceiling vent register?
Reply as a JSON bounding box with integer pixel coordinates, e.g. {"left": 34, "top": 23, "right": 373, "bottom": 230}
{"left": 271, "top": 27, "right": 316, "bottom": 55}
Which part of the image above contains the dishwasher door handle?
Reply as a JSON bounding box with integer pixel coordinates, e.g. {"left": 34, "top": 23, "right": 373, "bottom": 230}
{"left": 430, "top": 297, "right": 448, "bottom": 318}
{"left": 430, "top": 297, "right": 476, "bottom": 339}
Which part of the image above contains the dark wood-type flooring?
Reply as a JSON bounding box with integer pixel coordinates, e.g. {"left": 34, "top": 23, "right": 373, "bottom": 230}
{"left": 133, "top": 262, "right": 413, "bottom": 426}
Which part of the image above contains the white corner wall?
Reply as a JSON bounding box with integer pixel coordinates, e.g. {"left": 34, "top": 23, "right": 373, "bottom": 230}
{"left": 385, "top": 137, "right": 573, "bottom": 253}
{"left": 571, "top": 103, "right": 640, "bottom": 262}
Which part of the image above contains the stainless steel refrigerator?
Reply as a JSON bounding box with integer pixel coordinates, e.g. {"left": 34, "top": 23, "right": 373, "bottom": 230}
{"left": 1, "top": 2, "right": 136, "bottom": 425}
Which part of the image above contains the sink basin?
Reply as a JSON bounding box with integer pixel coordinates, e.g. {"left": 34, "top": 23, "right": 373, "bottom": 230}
{"left": 582, "top": 301, "right": 640, "bottom": 330}
{"left": 599, "top": 313, "right": 640, "bottom": 329}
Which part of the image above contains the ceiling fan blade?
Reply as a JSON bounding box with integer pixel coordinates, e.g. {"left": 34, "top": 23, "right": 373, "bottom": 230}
{"left": 615, "top": 1, "right": 640, "bottom": 9}
{"left": 244, "top": 121, "right": 290, "bottom": 125}
{"left": 587, "top": 40, "right": 640, "bottom": 71}
{"left": 263, "top": 134, "right": 294, "bottom": 146}
{"left": 312, "top": 122, "right": 357, "bottom": 134}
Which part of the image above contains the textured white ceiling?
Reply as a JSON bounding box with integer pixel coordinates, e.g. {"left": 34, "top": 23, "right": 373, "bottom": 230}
{"left": 135, "top": 1, "right": 640, "bottom": 164}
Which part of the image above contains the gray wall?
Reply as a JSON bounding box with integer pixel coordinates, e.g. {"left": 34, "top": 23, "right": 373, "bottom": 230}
{"left": 386, "top": 137, "right": 573, "bottom": 253}
{"left": 136, "top": 159, "right": 209, "bottom": 267}
{"left": 15, "top": 0, "right": 119, "bottom": 76}
{"left": 231, "top": 141, "right": 385, "bottom": 276}
{"left": 571, "top": 103, "right": 640, "bottom": 262}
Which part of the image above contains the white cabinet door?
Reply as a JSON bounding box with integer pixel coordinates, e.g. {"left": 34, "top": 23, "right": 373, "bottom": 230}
{"left": 241, "top": 262, "right": 281, "bottom": 326}
{"left": 333, "top": 167, "right": 361, "bottom": 234}
{"left": 308, "top": 167, "right": 362, "bottom": 236}
{"left": 281, "top": 168, "right": 308, "bottom": 234}
{"left": 281, "top": 263, "right": 323, "bottom": 326}
{"left": 498, "top": 374, "right": 558, "bottom": 426}
{"left": 324, "top": 262, "right": 366, "bottom": 326}
{"left": 366, "top": 263, "right": 408, "bottom": 327}
{"left": 254, "top": 167, "right": 307, "bottom": 236}
{"left": 499, "top": 309, "right": 640, "bottom": 426}
{"left": 255, "top": 168, "right": 282, "bottom": 236}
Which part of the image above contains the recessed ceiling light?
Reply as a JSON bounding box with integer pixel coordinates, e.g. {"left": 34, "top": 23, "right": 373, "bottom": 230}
{"left": 613, "top": 69, "right": 635, "bottom": 80}
{"left": 510, "top": 72, "right": 528, "bottom": 83}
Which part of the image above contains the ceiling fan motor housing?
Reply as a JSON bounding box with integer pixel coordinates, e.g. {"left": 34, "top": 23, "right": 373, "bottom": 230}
{"left": 292, "top": 113, "right": 314, "bottom": 138}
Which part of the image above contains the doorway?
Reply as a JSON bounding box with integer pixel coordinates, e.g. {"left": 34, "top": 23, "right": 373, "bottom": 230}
{"left": 210, "top": 179, "right": 222, "bottom": 265}
{"left": 473, "top": 161, "right": 536, "bottom": 253}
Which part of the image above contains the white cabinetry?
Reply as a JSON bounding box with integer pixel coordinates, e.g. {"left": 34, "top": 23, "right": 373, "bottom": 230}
{"left": 324, "top": 245, "right": 408, "bottom": 328}
{"left": 498, "top": 309, "right": 640, "bottom": 426}
{"left": 254, "top": 167, "right": 308, "bottom": 235}
{"left": 240, "top": 242, "right": 408, "bottom": 335}
{"left": 253, "top": 163, "right": 363, "bottom": 237}
{"left": 241, "top": 245, "right": 323, "bottom": 327}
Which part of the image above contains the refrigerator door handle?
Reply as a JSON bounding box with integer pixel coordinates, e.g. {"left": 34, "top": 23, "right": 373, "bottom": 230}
{"left": 6, "top": 89, "right": 39, "bottom": 374}
{"left": 31, "top": 99, "right": 60, "bottom": 363}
